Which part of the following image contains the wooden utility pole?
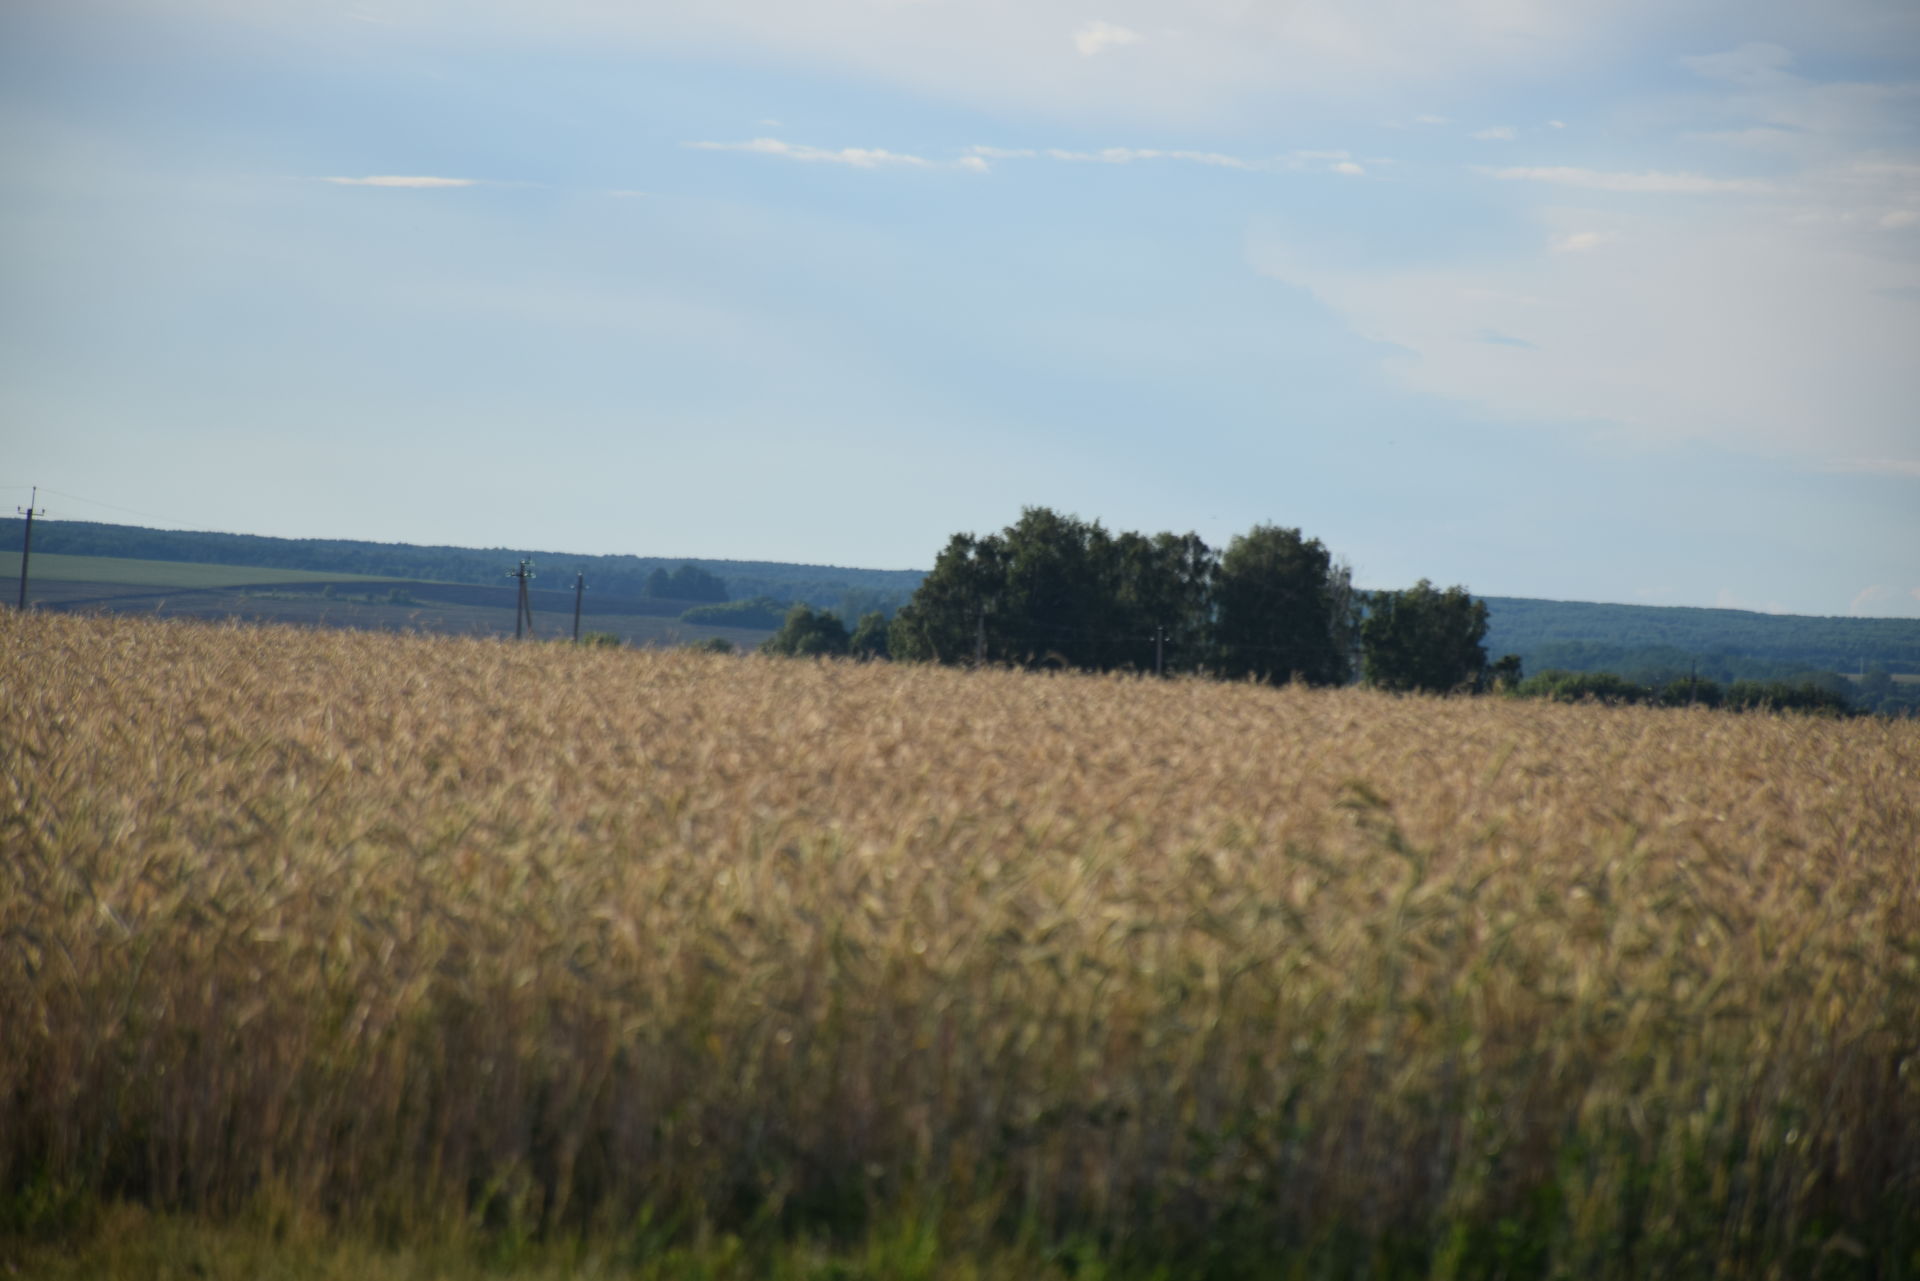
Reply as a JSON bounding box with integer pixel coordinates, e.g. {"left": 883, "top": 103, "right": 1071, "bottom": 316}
{"left": 507, "top": 560, "right": 536, "bottom": 639}
{"left": 1154, "top": 624, "right": 1166, "bottom": 678}
{"left": 16, "top": 487, "right": 44, "bottom": 611}
{"left": 572, "top": 572, "right": 585, "bottom": 643}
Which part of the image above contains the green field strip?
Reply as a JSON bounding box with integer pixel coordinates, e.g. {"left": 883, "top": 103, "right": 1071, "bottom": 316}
{"left": 3, "top": 552, "right": 400, "bottom": 589}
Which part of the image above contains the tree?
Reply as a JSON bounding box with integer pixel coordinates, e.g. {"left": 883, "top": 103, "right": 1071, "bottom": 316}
{"left": 889, "top": 532, "right": 1010, "bottom": 664}
{"left": 1112, "top": 530, "right": 1216, "bottom": 674}
{"left": 997, "top": 507, "right": 1123, "bottom": 669}
{"left": 849, "top": 611, "right": 891, "bottom": 660}
{"left": 1360, "top": 580, "right": 1489, "bottom": 693}
{"left": 760, "top": 604, "right": 851, "bottom": 658}
{"left": 1211, "top": 525, "right": 1352, "bottom": 685}
{"left": 1486, "top": 653, "right": 1524, "bottom": 691}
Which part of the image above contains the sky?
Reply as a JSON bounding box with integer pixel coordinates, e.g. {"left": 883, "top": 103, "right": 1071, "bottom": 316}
{"left": 2, "top": 0, "right": 1917, "bottom": 616}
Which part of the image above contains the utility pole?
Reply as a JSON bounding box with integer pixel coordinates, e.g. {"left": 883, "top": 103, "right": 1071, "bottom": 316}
{"left": 507, "top": 559, "right": 536, "bottom": 639}
{"left": 1154, "top": 624, "right": 1166, "bottom": 678}
{"left": 572, "top": 572, "right": 585, "bottom": 643}
{"left": 16, "top": 486, "right": 44, "bottom": 611}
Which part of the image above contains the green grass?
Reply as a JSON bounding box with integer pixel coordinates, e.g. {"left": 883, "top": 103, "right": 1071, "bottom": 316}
{"left": 2, "top": 551, "right": 398, "bottom": 589}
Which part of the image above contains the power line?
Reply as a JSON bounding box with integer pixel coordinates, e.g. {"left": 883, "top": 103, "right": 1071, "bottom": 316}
{"left": 2, "top": 486, "right": 206, "bottom": 530}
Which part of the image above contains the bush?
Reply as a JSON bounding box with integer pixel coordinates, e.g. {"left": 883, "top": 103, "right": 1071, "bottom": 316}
{"left": 761, "top": 605, "right": 851, "bottom": 658}
{"left": 1723, "top": 679, "right": 1852, "bottom": 715}
{"left": 1514, "top": 670, "right": 1653, "bottom": 705}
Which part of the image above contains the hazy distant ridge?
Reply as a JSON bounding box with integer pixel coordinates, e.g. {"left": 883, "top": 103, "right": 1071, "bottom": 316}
{"left": 7, "top": 517, "right": 1917, "bottom": 678}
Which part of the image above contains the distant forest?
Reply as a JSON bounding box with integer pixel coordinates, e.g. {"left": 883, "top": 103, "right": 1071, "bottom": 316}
{"left": 7, "top": 517, "right": 1918, "bottom": 709}
{"left": 1, "top": 518, "right": 924, "bottom": 617}
{"left": 1483, "top": 597, "right": 1920, "bottom": 677}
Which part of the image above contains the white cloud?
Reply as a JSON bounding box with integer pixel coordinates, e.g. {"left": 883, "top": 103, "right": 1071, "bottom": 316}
{"left": 1549, "top": 230, "right": 1611, "bottom": 253}
{"left": 1850, "top": 584, "right": 1890, "bottom": 614}
{"left": 697, "top": 138, "right": 1386, "bottom": 176}
{"left": 1826, "top": 457, "right": 1920, "bottom": 478}
{"left": 1487, "top": 166, "right": 1777, "bottom": 194}
{"left": 1881, "top": 209, "right": 1919, "bottom": 229}
{"left": 685, "top": 137, "right": 945, "bottom": 169}
{"left": 1073, "top": 19, "right": 1143, "bottom": 58}
{"left": 189, "top": 2, "right": 1920, "bottom": 128}
{"left": 1681, "top": 42, "right": 1796, "bottom": 88}
{"left": 1548, "top": 119, "right": 1567, "bottom": 129}
{"left": 1689, "top": 126, "right": 1802, "bottom": 148}
{"left": 965, "top": 144, "right": 1377, "bottom": 174}
{"left": 1251, "top": 196, "right": 1920, "bottom": 467}
{"left": 320, "top": 175, "right": 477, "bottom": 188}
{"left": 1414, "top": 114, "right": 1452, "bottom": 126}
{"left": 1043, "top": 146, "right": 1254, "bottom": 168}
{"left": 1473, "top": 125, "right": 1517, "bottom": 141}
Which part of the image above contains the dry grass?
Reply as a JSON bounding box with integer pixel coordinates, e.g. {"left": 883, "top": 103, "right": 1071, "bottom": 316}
{"left": 3, "top": 610, "right": 1918, "bottom": 1277}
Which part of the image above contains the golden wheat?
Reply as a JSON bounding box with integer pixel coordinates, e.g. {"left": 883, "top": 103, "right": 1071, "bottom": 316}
{"left": 3, "top": 610, "right": 1917, "bottom": 1275}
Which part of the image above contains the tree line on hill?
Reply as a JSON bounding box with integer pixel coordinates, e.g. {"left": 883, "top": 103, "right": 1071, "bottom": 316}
{"left": 749, "top": 508, "right": 1889, "bottom": 716}
{"left": 1, "top": 518, "right": 919, "bottom": 611}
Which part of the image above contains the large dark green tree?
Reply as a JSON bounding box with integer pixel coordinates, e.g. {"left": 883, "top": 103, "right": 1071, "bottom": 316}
{"left": 1360, "top": 580, "right": 1489, "bottom": 693}
{"left": 1112, "top": 530, "right": 1216, "bottom": 674}
{"left": 997, "top": 507, "right": 1124, "bottom": 668}
{"left": 890, "top": 509, "right": 1203, "bottom": 672}
{"left": 1211, "top": 525, "right": 1353, "bottom": 685}
{"left": 888, "top": 532, "right": 1010, "bottom": 664}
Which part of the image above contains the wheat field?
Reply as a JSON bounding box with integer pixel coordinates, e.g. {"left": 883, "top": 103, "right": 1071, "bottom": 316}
{"left": 3, "top": 610, "right": 1917, "bottom": 1277}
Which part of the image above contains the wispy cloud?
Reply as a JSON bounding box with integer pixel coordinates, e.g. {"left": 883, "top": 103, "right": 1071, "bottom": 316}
{"left": 320, "top": 175, "right": 478, "bottom": 188}
{"left": 1825, "top": 457, "right": 1920, "bottom": 479}
{"left": 695, "top": 140, "right": 1377, "bottom": 177}
{"left": 684, "top": 138, "right": 952, "bottom": 169}
{"left": 1038, "top": 146, "right": 1256, "bottom": 169}
{"left": 1681, "top": 42, "right": 1795, "bottom": 89}
{"left": 1473, "top": 126, "right": 1517, "bottom": 141}
{"left": 1850, "top": 584, "right": 1891, "bottom": 614}
{"left": 1073, "top": 20, "right": 1143, "bottom": 58}
{"left": 995, "top": 145, "right": 1369, "bottom": 174}
{"left": 1478, "top": 329, "right": 1535, "bottom": 349}
{"left": 1485, "top": 166, "right": 1776, "bottom": 194}
{"left": 1550, "top": 230, "right": 1612, "bottom": 253}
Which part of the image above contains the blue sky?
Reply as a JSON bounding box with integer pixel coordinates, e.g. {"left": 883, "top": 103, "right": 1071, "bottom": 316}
{"left": 3, "top": 0, "right": 1916, "bottom": 616}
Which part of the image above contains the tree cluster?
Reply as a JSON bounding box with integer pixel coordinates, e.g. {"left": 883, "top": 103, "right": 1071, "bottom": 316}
{"left": 759, "top": 605, "right": 891, "bottom": 660}
{"left": 644, "top": 564, "right": 729, "bottom": 602}
{"left": 878, "top": 508, "right": 1492, "bottom": 692}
